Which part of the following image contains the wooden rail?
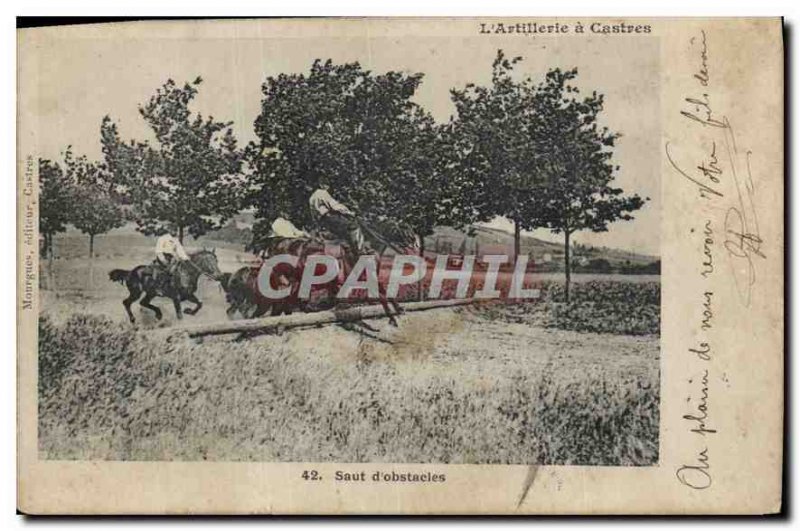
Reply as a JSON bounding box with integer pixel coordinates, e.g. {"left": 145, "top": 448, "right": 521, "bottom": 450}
{"left": 178, "top": 298, "right": 479, "bottom": 338}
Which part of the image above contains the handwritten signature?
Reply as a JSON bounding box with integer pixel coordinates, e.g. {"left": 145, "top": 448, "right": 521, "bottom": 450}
{"left": 667, "top": 114, "right": 764, "bottom": 307}
{"left": 721, "top": 123, "right": 765, "bottom": 307}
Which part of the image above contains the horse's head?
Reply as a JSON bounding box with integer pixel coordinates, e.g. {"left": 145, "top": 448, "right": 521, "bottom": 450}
{"left": 360, "top": 219, "right": 420, "bottom": 257}
{"left": 389, "top": 225, "right": 421, "bottom": 255}
{"left": 192, "top": 248, "right": 223, "bottom": 281}
{"left": 404, "top": 230, "right": 422, "bottom": 256}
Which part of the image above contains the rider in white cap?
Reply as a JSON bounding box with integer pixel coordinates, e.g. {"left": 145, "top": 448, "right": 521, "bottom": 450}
{"left": 155, "top": 232, "right": 190, "bottom": 274}
{"left": 309, "top": 186, "right": 364, "bottom": 263}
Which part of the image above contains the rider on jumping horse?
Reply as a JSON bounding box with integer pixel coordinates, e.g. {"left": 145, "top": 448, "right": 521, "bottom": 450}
{"left": 309, "top": 186, "right": 366, "bottom": 264}
{"left": 261, "top": 216, "right": 311, "bottom": 258}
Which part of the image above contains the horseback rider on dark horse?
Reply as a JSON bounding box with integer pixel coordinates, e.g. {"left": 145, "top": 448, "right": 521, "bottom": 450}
{"left": 308, "top": 186, "right": 364, "bottom": 267}
{"left": 109, "top": 232, "right": 224, "bottom": 324}
{"left": 221, "top": 215, "right": 314, "bottom": 320}
{"left": 308, "top": 186, "right": 410, "bottom": 325}
{"left": 155, "top": 232, "right": 191, "bottom": 285}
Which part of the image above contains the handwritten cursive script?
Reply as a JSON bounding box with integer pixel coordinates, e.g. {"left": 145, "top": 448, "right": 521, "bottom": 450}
{"left": 721, "top": 125, "right": 765, "bottom": 307}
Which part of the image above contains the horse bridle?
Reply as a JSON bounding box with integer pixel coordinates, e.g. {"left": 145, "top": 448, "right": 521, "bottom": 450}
{"left": 356, "top": 219, "right": 407, "bottom": 255}
{"left": 184, "top": 256, "right": 222, "bottom": 282}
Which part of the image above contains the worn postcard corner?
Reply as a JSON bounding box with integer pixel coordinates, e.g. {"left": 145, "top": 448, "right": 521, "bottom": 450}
{"left": 17, "top": 17, "right": 783, "bottom": 515}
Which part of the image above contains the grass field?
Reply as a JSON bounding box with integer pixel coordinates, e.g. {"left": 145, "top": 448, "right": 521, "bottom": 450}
{"left": 37, "top": 228, "right": 660, "bottom": 465}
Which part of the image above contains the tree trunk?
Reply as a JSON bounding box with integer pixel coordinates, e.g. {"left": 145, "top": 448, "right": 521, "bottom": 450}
{"left": 513, "top": 219, "right": 521, "bottom": 265}
{"left": 418, "top": 233, "right": 426, "bottom": 302}
{"left": 88, "top": 250, "right": 95, "bottom": 291}
{"left": 178, "top": 226, "right": 185, "bottom": 244}
{"left": 89, "top": 233, "right": 95, "bottom": 258}
{"left": 41, "top": 233, "right": 48, "bottom": 259}
{"left": 564, "top": 229, "right": 571, "bottom": 303}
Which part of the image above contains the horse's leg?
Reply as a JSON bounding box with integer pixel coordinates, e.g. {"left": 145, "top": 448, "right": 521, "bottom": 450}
{"left": 183, "top": 293, "right": 202, "bottom": 315}
{"left": 122, "top": 279, "right": 142, "bottom": 324}
{"left": 318, "top": 279, "right": 338, "bottom": 310}
{"left": 377, "top": 251, "right": 404, "bottom": 315}
{"left": 253, "top": 303, "right": 270, "bottom": 318}
{"left": 368, "top": 253, "right": 398, "bottom": 327}
{"left": 226, "top": 301, "right": 239, "bottom": 319}
{"left": 227, "top": 287, "right": 248, "bottom": 319}
{"left": 377, "top": 281, "right": 398, "bottom": 327}
{"left": 139, "top": 291, "right": 163, "bottom": 321}
{"left": 171, "top": 296, "right": 183, "bottom": 320}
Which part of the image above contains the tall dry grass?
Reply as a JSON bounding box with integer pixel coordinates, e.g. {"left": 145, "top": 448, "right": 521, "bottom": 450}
{"left": 39, "top": 310, "right": 658, "bottom": 465}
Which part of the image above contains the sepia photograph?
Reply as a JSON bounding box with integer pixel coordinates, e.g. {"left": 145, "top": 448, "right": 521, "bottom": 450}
{"left": 16, "top": 17, "right": 783, "bottom": 515}
{"left": 32, "top": 24, "right": 661, "bottom": 466}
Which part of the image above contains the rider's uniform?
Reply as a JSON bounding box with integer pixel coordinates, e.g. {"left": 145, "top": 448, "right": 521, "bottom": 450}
{"left": 155, "top": 234, "right": 189, "bottom": 272}
{"left": 269, "top": 217, "right": 310, "bottom": 239}
{"left": 309, "top": 188, "right": 364, "bottom": 259}
{"left": 309, "top": 189, "right": 355, "bottom": 218}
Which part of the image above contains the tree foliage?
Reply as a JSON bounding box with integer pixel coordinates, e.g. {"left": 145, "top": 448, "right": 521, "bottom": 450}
{"left": 248, "top": 59, "right": 471, "bottom": 252}
{"left": 40, "top": 52, "right": 649, "bottom": 298}
{"left": 38, "top": 153, "right": 74, "bottom": 258}
{"left": 65, "top": 151, "right": 125, "bottom": 257}
{"left": 532, "top": 67, "right": 645, "bottom": 236}
{"left": 530, "top": 67, "right": 647, "bottom": 299}
{"left": 450, "top": 51, "right": 646, "bottom": 299}
{"left": 103, "top": 77, "right": 244, "bottom": 242}
{"left": 449, "top": 50, "right": 545, "bottom": 257}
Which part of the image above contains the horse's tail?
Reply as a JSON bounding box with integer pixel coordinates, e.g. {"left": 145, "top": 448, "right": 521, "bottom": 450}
{"left": 108, "top": 269, "right": 130, "bottom": 284}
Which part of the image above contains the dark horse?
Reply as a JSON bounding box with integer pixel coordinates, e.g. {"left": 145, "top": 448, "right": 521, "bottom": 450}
{"left": 221, "top": 239, "right": 312, "bottom": 320}
{"left": 222, "top": 220, "right": 419, "bottom": 325}
{"left": 109, "top": 249, "right": 223, "bottom": 323}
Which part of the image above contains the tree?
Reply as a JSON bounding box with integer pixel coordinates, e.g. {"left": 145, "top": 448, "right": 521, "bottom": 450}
{"left": 382, "top": 119, "right": 482, "bottom": 260}
{"left": 532, "top": 68, "right": 647, "bottom": 301}
{"left": 248, "top": 59, "right": 475, "bottom": 254}
{"left": 449, "top": 50, "right": 544, "bottom": 262}
{"left": 38, "top": 151, "right": 75, "bottom": 258}
{"left": 102, "top": 77, "right": 244, "bottom": 243}
{"left": 66, "top": 153, "right": 125, "bottom": 257}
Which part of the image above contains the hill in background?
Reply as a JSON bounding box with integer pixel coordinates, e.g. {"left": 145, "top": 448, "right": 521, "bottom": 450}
{"left": 428, "top": 225, "right": 658, "bottom": 272}
{"left": 212, "top": 213, "right": 660, "bottom": 275}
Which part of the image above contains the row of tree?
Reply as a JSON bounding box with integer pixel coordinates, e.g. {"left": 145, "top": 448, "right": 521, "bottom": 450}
{"left": 39, "top": 148, "right": 126, "bottom": 258}
{"left": 40, "top": 50, "right": 647, "bottom": 300}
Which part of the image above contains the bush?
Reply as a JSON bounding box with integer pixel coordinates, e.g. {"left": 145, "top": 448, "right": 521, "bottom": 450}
{"left": 479, "top": 280, "right": 660, "bottom": 335}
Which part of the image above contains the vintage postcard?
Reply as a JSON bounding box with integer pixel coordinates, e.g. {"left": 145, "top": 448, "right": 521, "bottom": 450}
{"left": 17, "top": 17, "right": 783, "bottom": 514}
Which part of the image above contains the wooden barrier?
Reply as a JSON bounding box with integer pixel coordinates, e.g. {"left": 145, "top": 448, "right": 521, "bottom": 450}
{"left": 179, "top": 298, "right": 478, "bottom": 338}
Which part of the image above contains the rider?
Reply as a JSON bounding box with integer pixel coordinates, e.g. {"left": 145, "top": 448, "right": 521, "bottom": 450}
{"left": 155, "top": 232, "right": 190, "bottom": 276}
{"left": 309, "top": 186, "right": 365, "bottom": 263}
{"left": 261, "top": 215, "right": 311, "bottom": 257}
{"left": 269, "top": 216, "right": 310, "bottom": 239}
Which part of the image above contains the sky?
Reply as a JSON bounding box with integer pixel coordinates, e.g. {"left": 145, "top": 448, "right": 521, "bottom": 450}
{"left": 28, "top": 24, "right": 661, "bottom": 255}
